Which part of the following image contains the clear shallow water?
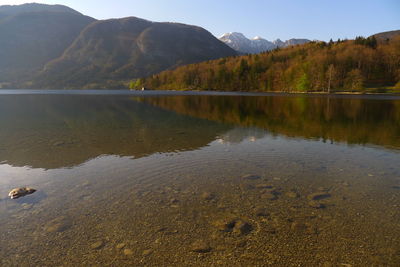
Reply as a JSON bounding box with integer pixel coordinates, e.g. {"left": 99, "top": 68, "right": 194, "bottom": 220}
{"left": 0, "top": 93, "right": 399, "bottom": 266}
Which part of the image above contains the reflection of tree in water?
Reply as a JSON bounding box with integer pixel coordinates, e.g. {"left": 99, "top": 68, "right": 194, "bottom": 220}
{"left": 0, "top": 95, "right": 231, "bottom": 169}
{"left": 138, "top": 95, "right": 400, "bottom": 150}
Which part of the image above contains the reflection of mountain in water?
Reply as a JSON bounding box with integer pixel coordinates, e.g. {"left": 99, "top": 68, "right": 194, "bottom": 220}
{"left": 0, "top": 95, "right": 231, "bottom": 169}
{"left": 138, "top": 95, "right": 400, "bottom": 150}
{"left": 216, "top": 128, "right": 267, "bottom": 144}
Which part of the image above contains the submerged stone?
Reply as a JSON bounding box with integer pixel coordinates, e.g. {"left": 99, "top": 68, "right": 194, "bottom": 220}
{"left": 142, "top": 249, "right": 153, "bottom": 256}
{"left": 242, "top": 174, "right": 261, "bottom": 180}
{"left": 116, "top": 243, "right": 126, "bottom": 249}
{"left": 190, "top": 240, "right": 211, "bottom": 253}
{"left": 233, "top": 220, "right": 253, "bottom": 235}
{"left": 290, "top": 222, "right": 308, "bottom": 232}
{"left": 213, "top": 218, "right": 237, "bottom": 232}
{"left": 254, "top": 207, "right": 269, "bottom": 217}
{"left": 307, "top": 192, "right": 331, "bottom": 201}
{"left": 261, "top": 192, "right": 277, "bottom": 200}
{"left": 52, "top": 141, "right": 65, "bottom": 147}
{"left": 213, "top": 218, "right": 253, "bottom": 235}
{"left": 44, "top": 216, "right": 71, "bottom": 233}
{"left": 170, "top": 198, "right": 179, "bottom": 204}
{"left": 255, "top": 184, "right": 274, "bottom": 189}
{"left": 21, "top": 203, "right": 33, "bottom": 210}
{"left": 285, "top": 191, "right": 299, "bottom": 199}
{"left": 308, "top": 201, "right": 325, "bottom": 209}
{"left": 123, "top": 248, "right": 134, "bottom": 256}
{"left": 91, "top": 241, "right": 104, "bottom": 250}
{"left": 201, "top": 192, "right": 215, "bottom": 200}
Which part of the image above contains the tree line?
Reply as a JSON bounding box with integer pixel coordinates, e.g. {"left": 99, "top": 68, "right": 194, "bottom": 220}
{"left": 133, "top": 36, "right": 400, "bottom": 92}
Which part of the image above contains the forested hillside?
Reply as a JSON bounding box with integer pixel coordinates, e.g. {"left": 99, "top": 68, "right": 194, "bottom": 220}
{"left": 33, "top": 17, "right": 236, "bottom": 89}
{"left": 138, "top": 36, "right": 400, "bottom": 92}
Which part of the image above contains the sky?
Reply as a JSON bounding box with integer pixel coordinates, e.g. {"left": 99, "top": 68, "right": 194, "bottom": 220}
{"left": 0, "top": 0, "right": 399, "bottom": 41}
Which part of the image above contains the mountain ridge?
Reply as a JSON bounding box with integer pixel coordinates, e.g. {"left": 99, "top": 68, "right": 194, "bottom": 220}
{"left": 371, "top": 30, "right": 400, "bottom": 41}
{"left": 0, "top": 3, "right": 82, "bottom": 17}
{"left": 219, "top": 32, "right": 311, "bottom": 54}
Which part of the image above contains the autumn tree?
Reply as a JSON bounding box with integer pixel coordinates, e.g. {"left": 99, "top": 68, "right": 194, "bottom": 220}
{"left": 345, "top": 69, "right": 364, "bottom": 90}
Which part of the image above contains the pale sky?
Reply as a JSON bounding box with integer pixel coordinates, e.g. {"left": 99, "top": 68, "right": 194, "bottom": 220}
{"left": 0, "top": 0, "right": 399, "bottom": 41}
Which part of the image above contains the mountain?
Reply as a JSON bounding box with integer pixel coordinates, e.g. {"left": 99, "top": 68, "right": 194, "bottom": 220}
{"left": 371, "top": 30, "right": 400, "bottom": 41}
{"left": 219, "top": 32, "right": 276, "bottom": 54}
{"left": 219, "top": 32, "right": 275, "bottom": 54}
{"left": 284, "top": 38, "right": 311, "bottom": 46}
{"left": 219, "top": 32, "right": 311, "bottom": 54}
{"left": 0, "top": 4, "right": 95, "bottom": 85}
{"left": 33, "top": 17, "right": 237, "bottom": 89}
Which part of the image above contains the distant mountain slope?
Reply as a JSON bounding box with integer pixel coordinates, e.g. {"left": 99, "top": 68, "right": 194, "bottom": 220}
{"left": 371, "top": 30, "right": 400, "bottom": 41}
{"left": 33, "top": 17, "right": 237, "bottom": 89}
{"left": 219, "top": 32, "right": 310, "bottom": 54}
{"left": 0, "top": 4, "right": 95, "bottom": 84}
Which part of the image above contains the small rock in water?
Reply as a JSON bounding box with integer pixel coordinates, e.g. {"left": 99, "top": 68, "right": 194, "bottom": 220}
{"left": 91, "top": 241, "right": 104, "bottom": 250}
{"left": 261, "top": 192, "right": 277, "bottom": 200}
{"left": 190, "top": 240, "right": 211, "bottom": 253}
{"left": 290, "top": 222, "right": 308, "bottom": 232}
{"left": 322, "top": 262, "right": 334, "bottom": 267}
{"left": 317, "top": 187, "right": 329, "bottom": 192}
{"left": 213, "top": 219, "right": 237, "bottom": 232}
{"left": 308, "top": 201, "right": 324, "bottom": 209}
{"left": 116, "top": 243, "right": 126, "bottom": 250}
{"left": 254, "top": 207, "right": 269, "bottom": 217}
{"left": 142, "top": 249, "right": 153, "bottom": 256}
{"left": 233, "top": 220, "right": 253, "bottom": 235}
{"left": 307, "top": 192, "right": 331, "bottom": 201}
{"left": 255, "top": 184, "right": 274, "bottom": 189}
{"left": 8, "top": 187, "right": 36, "bottom": 199}
{"left": 53, "top": 141, "right": 65, "bottom": 147}
{"left": 201, "top": 192, "right": 215, "bottom": 201}
{"left": 170, "top": 198, "right": 179, "bottom": 204}
{"left": 123, "top": 248, "right": 134, "bottom": 256}
{"left": 21, "top": 203, "right": 33, "bottom": 210}
{"left": 213, "top": 218, "right": 253, "bottom": 235}
{"left": 44, "top": 216, "right": 71, "bottom": 233}
{"left": 285, "top": 191, "right": 299, "bottom": 199}
{"left": 242, "top": 174, "right": 261, "bottom": 180}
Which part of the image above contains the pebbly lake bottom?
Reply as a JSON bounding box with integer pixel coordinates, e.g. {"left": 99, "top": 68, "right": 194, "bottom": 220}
{"left": 0, "top": 93, "right": 399, "bottom": 266}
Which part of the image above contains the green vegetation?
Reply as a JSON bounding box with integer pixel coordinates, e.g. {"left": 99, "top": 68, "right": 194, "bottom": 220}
{"left": 129, "top": 79, "right": 143, "bottom": 90}
{"left": 142, "top": 36, "right": 400, "bottom": 93}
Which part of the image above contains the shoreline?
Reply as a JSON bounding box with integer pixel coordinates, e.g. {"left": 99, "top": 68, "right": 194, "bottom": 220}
{"left": 0, "top": 89, "right": 399, "bottom": 99}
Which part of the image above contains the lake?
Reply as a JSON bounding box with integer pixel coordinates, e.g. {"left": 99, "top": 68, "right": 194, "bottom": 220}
{"left": 0, "top": 91, "right": 399, "bottom": 266}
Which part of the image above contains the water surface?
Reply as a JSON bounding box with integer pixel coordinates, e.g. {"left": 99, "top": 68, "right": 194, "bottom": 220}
{"left": 0, "top": 92, "right": 399, "bottom": 266}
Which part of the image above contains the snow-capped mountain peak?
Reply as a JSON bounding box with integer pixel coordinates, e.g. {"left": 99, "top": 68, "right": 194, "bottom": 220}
{"left": 219, "top": 33, "right": 311, "bottom": 54}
